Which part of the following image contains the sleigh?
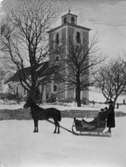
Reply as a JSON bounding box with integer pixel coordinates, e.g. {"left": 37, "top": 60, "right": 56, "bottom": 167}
{"left": 72, "top": 111, "right": 111, "bottom": 137}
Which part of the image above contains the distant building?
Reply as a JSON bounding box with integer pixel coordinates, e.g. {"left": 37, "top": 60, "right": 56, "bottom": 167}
{"left": 47, "top": 10, "right": 90, "bottom": 102}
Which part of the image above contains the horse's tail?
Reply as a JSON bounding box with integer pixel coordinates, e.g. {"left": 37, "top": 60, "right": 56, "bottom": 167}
{"left": 58, "top": 110, "right": 61, "bottom": 121}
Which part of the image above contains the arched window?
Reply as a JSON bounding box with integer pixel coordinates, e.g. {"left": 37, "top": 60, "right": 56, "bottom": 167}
{"left": 64, "top": 17, "right": 67, "bottom": 24}
{"left": 55, "top": 56, "right": 59, "bottom": 62}
{"left": 54, "top": 85, "right": 58, "bottom": 92}
{"left": 55, "top": 33, "right": 59, "bottom": 45}
{"left": 76, "top": 32, "right": 81, "bottom": 43}
{"left": 71, "top": 17, "right": 75, "bottom": 24}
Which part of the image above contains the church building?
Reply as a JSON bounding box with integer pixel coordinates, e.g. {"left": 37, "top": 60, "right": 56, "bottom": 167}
{"left": 4, "top": 11, "right": 90, "bottom": 103}
{"left": 47, "top": 10, "right": 90, "bottom": 102}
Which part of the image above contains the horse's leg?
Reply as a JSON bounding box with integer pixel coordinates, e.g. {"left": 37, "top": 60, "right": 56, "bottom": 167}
{"left": 33, "top": 119, "right": 38, "bottom": 133}
{"left": 57, "top": 121, "right": 60, "bottom": 134}
{"left": 58, "top": 122, "right": 60, "bottom": 133}
{"left": 53, "top": 121, "right": 57, "bottom": 133}
{"left": 54, "top": 121, "right": 60, "bottom": 134}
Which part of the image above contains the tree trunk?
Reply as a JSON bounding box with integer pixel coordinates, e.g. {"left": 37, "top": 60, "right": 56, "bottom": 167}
{"left": 29, "top": 51, "right": 40, "bottom": 102}
{"left": 76, "top": 74, "right": 81, "bottom": 107}
{"left": 76, "top": 86, "right": 81, "bottom": 107}
{"left": 28, "top": 87, "right": 40, "bottom": 102}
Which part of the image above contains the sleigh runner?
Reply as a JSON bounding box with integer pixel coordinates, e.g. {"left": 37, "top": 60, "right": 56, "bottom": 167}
{"left": 72, "top": 110, "right": 111, "bottom": 137}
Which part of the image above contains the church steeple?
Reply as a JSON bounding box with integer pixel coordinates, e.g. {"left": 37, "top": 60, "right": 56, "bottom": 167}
{"left": 62, "top": 10, "right": 77, "bottom": 25}
{"left": 48, "top": 11, "right": 90, "bottom": 101}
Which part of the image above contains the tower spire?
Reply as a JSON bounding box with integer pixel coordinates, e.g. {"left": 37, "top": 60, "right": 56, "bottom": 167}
{"left": 68, "top": 8, "right": 71, "bottom": 14}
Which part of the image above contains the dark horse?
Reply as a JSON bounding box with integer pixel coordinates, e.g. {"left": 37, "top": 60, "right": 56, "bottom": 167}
{"left": 24, "top": 98, "right": 61, "bottom": 133}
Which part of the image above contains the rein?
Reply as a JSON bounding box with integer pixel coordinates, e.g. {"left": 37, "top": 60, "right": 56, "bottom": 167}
{"left": 47, "top": 120, "right": 73, "bottom": 134}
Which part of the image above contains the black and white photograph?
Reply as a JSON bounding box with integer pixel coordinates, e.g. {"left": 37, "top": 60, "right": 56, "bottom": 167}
{"left": 0, "top": 0, "right": 126, "bottom": 167}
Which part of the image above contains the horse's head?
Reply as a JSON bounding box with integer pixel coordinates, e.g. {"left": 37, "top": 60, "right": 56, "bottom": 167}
{"left": 24, "top": 97, "right": 34, "bottom": 109}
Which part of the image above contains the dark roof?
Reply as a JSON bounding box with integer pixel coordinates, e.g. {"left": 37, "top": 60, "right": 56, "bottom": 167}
{"left": 47, "top": 23, "right": 91, "bottom": 33}
{"left": 47, "top": 25, "right": 65, "bottom": 33}
{"left": 62, "top": 12, "right": 78, "bottom": 18}
{"left": 4, "top": 67, "right": 31, "bottom": 83}
{"left": 4, "top": 62, "right": 49, "bottom": 84}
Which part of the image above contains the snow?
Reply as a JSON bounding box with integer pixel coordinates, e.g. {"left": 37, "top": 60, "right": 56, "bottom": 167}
{"left": 0, "top": 101, "right": 126, "bottom": 115}
{"left": 0, "top": 101, "right": 126, "bottom": 167}
{"left": 0, "top": 117, "right": 126, "bottom": 167}
{"left": 89, "top": 88, "right": 126, "bottom": 103}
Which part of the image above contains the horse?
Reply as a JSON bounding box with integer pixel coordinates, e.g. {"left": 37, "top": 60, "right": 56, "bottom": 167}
{"left": 24, "top": 98, "right": 61, "bottom": 133}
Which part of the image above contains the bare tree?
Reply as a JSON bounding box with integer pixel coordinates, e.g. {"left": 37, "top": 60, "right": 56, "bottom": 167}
{"left": 0, "top": 0, "right": 59, "bottom": 101}
{"left": 95, "top": 58, "right": 126, "bottom": 107}
{"left": 54, "top": 35, "right": 101, "bottom": 107}
{"left": 66, "top": 37, "right": 101, "bottom": 106}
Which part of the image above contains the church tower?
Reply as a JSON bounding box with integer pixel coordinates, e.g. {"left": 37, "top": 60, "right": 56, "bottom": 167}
{"left": 48, "top": 10, "right": 90, "bottom": 102}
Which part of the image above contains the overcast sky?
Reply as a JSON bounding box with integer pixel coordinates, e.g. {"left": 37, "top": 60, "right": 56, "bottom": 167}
{"left": 55, "top": 0, "right": 126, "bottom": 59}
{"left": 1, "top": 0, "right": 126, "bottom": 60}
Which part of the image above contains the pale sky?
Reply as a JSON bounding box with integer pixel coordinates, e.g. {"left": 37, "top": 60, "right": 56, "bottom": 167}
{"left": 56, "top": 0, "right": 126, "bottom": 59}
{"left": 1, "top": 0, "right": 126, "bottom": 60}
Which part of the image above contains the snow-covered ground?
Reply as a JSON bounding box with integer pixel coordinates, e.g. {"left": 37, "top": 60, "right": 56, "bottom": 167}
{"left": 0, "top": 101, "right": 126, "bottom": 167}
{"left": 0, "top": 117, "right": 126, "bottom": 167}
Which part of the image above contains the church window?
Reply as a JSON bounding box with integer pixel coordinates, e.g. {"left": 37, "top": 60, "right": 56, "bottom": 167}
{"left": 64, "top": 17, "right": 67, "bottom": 24}
{"left": 55, "top": 56, "right": 59, "bottom": 62}
{"left": 54, "top": 85, "right": 58, "bottom": 92}
{"left": 71, "top": 17, "right": 75, "bottom": 24}
{"left": 76, "top": 32, "right": 81, "bottom": 43}
{"left": 55, "top": 33, "right": 59, "bottom": 45}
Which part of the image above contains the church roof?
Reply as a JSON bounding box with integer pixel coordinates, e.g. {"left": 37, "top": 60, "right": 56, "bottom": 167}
{"left": 4, "top": 61, "right": 62, "bottom": 84}
{"left": 4, "top": 66, "right": 31, "bottom": 83}
{"left": 4, "top": 62, "right": 49, "bottom": 83}
{"left": 48, "top": 11, "right": 91, "bottom": 33}
{"left": 62, "top": 11, "right": 78, "bottom": 18}
{"left": 47, "top": 23, "right": 91, "bottom": 33}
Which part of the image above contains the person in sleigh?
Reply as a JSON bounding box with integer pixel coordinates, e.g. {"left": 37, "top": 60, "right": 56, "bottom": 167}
{"left": 106, "top": 100, "right": 115, "bottom": 133}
